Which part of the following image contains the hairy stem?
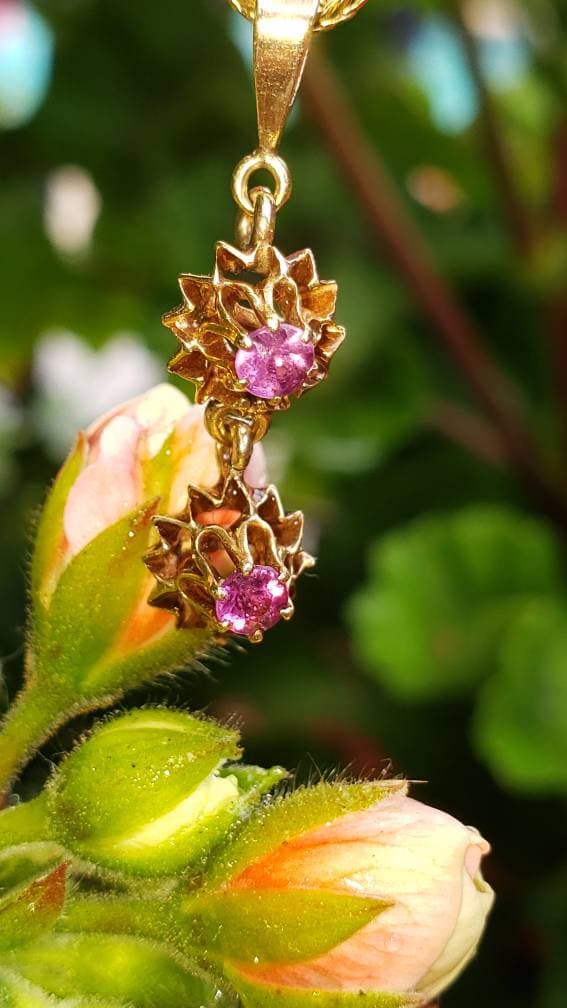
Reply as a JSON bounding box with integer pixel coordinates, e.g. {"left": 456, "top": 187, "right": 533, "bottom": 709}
{"left": 0, "top": 677, "right": 73, "bottom": 804}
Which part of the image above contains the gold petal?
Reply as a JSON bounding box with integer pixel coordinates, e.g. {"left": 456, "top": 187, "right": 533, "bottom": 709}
{"left": 221, "top": 475, "right": 255, "bottom": 517}
{"left": 291, "top": 550, "right": 316, "bottom": 578}
{"left": 286, "top": 248, "right": 318, "bottom": 287}
{"left": 256, "top": 484, "right": 285, "bottom": 523}
{"left": 147, "top": 584, "right": 182, "bottom": 614}
{"left": 198, "top": 325, "right": 237, "bottom": 368}
{"left": 186, "top": 484, "right": 222, "bottom": 522}
{"left": 153, "top": 515, "right": 189, "bottom": 547}
{"left": 274, "top": 511, "right": 305, "bottom": 553}
{"left": 317, "top": 321, "right": 346, "bottom": 360}
{"left": 215, "top": 240, "right": 255, "bottom": 278}
{"left": 301, "top": 281, "right": 337, "bottom": 321}
{"left": 239, "top": 516, "right": 283, "bottom": 571}
{"left": 162, "top": 306, "right": 199, "bottom": 342}
{"left": 218, "top": 282, "right": 264, "bottom": 336}
{"left": 168, "top": 347, "right": 208, "bottom": 383}
{"left": 178, "top": 274, "right": 216, "bottom": 315}
{"left": 177, "top": 572, "right": 215, "bottom": 616}
{"left": 272, "top": 277, "right": 302, "bottom": 327}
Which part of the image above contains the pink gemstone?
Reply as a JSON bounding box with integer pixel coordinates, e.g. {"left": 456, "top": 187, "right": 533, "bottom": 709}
{"left": 215, "top": 565, "right": 290, "bottom": 637}
{"left": 235, "top": 323, "right": 315, "bottom": 399}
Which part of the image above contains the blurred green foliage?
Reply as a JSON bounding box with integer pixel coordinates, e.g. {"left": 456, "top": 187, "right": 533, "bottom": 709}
{"left": 2, "top": 0, "right": 567, "bottom": 1005}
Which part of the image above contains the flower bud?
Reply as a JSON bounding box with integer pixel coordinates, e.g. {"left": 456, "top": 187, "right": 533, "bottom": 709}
{"left": 190, "top": 781, "right": 494, "bottom": 1007}
{"left": 2, "top": 931, "right": 236, "bottom": 1008}
{"left": 31, "top": 383, "right": 221, "bottom": 704}
{"left": 45, "top": 709, "right": 282, "bottom": 877}
{"left": 1, "top": 384, "right": 265, "bottom": 796}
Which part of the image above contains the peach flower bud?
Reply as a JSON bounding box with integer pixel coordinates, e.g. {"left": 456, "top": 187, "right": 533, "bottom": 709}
{"left": 36, "top": 383, "right": 219, "bottom": 599}
{"left": 192, "top": 782, "right": 493, "bottom": 1007}
{"left": 7, "top": 385, "right": 265, "bottom": 793}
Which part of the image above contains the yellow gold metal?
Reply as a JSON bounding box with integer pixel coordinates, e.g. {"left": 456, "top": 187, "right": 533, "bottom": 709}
{"left": 236, "top": 185, "right": 276, "bottom": 251}
{"left": 226, "top": 0, "right": 368, "bottom": 32}
{"left": 164, "top": 240, "right": 345, "bottom": 415}
{"left": 145, "top": 475, "right": 315, "bottom": 641}
{"left": 146, "top": 0, "right": 359, "bottom": 642}
{"left": 253, "top": 0, "right": 319, "bottom": 154}
{"left": 232, "top": 150, "right": 291, "bottom": 214}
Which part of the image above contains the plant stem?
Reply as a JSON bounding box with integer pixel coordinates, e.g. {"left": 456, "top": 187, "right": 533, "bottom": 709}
{"left": 451, "top": 1, "right": 534, "bottom": 256}
{"left": 302, "top": 44, "right": 567, "bottom": 532}
{"left": 546, "top": 118, "right": 567, "bottom": 456}
{"left": 428, "top": 401, "right": 509, "bottom": 469}
{"left": 0, "top": 677, "right": 73, "bottom": 804}
{"left": 0, "top": 793, "right": 52, "bottom": 849}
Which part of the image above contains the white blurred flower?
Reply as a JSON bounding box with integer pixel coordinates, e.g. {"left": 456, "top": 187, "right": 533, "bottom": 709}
{"left": 44, "top": 165, "right": 102, "bottom": 258}
{"left": 463, "top": 0, "right": 523, "bottom": 41}
{"left": 33, "top": 331, "right": 163, "bottom": 458}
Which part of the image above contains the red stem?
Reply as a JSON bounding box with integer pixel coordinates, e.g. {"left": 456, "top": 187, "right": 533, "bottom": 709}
{"left": 453, "top": 3, "right": 534, "bottom": 256}
{"left": 302, "top": 45, "right": 567, "bottom": 531}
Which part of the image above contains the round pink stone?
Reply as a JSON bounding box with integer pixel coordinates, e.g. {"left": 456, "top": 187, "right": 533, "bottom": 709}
{"left": 235, "top": 323, "right": 315, "bottom": 399}
{"left": 215, "top": 565, "right": 290, "bottom": 637}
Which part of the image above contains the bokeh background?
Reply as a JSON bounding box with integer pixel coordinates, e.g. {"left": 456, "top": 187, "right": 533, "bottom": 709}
{"left": 2, "top": 0, "right": 567, "bottom": 1004}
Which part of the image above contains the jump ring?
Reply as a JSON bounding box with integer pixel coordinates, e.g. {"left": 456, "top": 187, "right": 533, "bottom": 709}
{"left": 232, "top": 151, "right": 291, "bottom": 215}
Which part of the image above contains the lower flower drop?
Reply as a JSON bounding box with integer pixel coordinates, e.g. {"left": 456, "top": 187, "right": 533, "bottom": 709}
{"left": 215, "top": 565, "right": 290, "bottom": 637}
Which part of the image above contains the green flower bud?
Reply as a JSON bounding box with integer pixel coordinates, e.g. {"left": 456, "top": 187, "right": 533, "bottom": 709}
{"left": 45, "top": 709, "right": 244, "bottom": 877}
{"left": 3, "top": 932, "right": 236, "bottom": 1008}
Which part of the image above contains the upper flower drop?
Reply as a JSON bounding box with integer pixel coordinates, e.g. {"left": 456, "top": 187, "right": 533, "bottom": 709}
{"left": 164, "top": 241, "right": 345, "bottom": 411}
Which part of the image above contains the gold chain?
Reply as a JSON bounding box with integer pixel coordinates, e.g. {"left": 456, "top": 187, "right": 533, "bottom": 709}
{"left": 226, "top": 0, "right": 368, "bottom": 32}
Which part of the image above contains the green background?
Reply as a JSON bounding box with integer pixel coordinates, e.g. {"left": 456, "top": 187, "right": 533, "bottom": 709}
{"left": 2, "top": 0, "right": 567, "bottom": 1004}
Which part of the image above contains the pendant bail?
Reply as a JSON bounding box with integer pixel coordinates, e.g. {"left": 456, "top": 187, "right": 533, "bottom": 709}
{"left": 253, "top": 0, "right": 319, "bottom": 153}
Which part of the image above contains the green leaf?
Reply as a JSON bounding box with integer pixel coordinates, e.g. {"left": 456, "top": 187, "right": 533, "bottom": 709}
{"left": 192, "top": 889, "right": 387, "bottom": 965}
{"left": 349, "top": 507, "right": 561, "bottom": 699}
{"left": 474, "top": 598, "right": 567, "bottom": 793}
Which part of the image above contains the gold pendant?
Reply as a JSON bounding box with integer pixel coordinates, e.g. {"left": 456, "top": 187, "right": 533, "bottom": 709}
{"left": 145, "top": 0, "right": 358, "bottom": 643}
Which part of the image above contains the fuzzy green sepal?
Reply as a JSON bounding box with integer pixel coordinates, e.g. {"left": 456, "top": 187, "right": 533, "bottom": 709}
{"left": 205, "top": 779, "right": 407, "bottom": 888}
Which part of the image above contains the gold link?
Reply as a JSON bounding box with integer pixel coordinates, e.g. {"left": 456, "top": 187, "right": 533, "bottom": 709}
{"left": 236, "top": 185, "right": 276, "bottom": 250}
{"left": 205, "top": 401, "right": 271, "bottom": 476}
{"left": 232, "top": 150, "right": 291, "bottom": 215}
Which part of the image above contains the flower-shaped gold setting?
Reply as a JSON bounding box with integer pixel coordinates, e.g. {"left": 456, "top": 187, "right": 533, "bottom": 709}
{"left": 163, "top": 241, "right": 345, "bottom": 412}
{"left": 144, "top": 475, "right": 314, "bottom": 643}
